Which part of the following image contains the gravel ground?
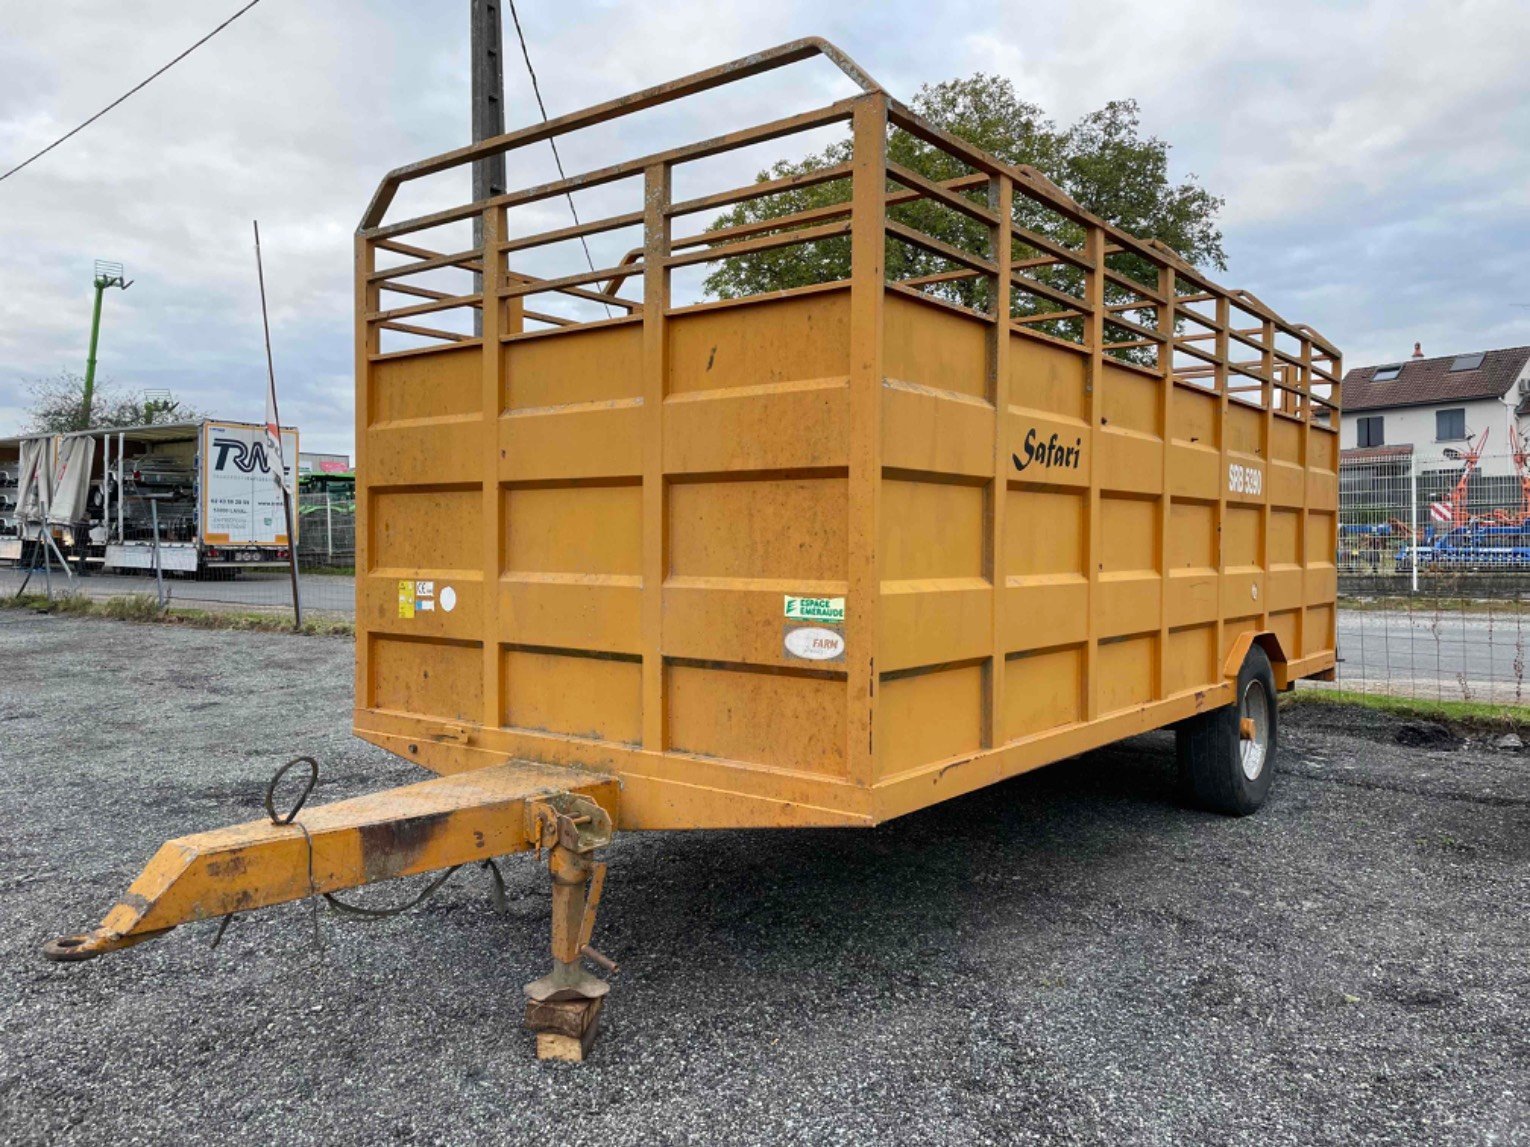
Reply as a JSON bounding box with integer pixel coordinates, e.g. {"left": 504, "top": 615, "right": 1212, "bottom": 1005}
{"left": 1, "top": 611, "right": 1526, "bottom": 1146}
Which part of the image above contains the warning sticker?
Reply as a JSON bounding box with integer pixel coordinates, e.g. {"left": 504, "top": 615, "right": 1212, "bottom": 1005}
{"left": 784, "top": 595, "right": 845, "bottom": 623}
{"left": 398, "top": 579, "right": 437, "bottom": 618}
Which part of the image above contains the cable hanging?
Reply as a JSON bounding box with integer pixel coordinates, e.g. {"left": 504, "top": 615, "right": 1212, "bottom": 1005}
{"left": 505, "top": 0, "right": 612, "bottom": 317}
{"left": 0, "top": 0, "right": 264, "bottom": 185}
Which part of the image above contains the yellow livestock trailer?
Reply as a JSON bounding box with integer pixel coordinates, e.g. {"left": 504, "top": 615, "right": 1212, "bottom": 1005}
{"left": 48, "top": 39, "right": 1340, "bottom": 1059}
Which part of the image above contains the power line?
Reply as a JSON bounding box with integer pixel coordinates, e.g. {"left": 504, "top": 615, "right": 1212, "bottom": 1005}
{"left": 0, "top": 0, "right": 263, "bottom": 185}
{"left": 505, "top": 0, "right": 611, "bottom": 316}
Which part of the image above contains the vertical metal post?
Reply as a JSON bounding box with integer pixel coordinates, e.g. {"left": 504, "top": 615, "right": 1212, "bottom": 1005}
{"left": 1410, "top": 451, "right": 1419, "bottom": 594}
{"left": 282, "top": 485, "right": 303, "bottom": 626}
{"left": 639, "top": 161, "right": 671, "bottom": 752}
{"left": 101, "top": 431, "right": 111, "bottom": 566}
{"left": 116, "top": 432, "right": 124, "bottom": 544}
{"left": 846, "top": 95, "right": 887, "bottom": 786}
{"left": 1298, "top": 335, "right": 1314, "bottom": 662}
{"left": 1155, "top": 262, "right": 1176, "bottom": 701}
{"left": 82, "top": 263, "right": 132, "bottom": 428}
{"left": 354, "top": 233, "right": 378, "bottom": 711}
{"left": 471, "top": 0, "right": 506, "bottom": 336}
{"left": 1258, "top": 318, "right": 1276, "bottom": 635}
{"left": 1081, "top": 224, "right": 1105, "bottom": 721}
{"left": 325, "top": 493, "right": 334, "bottom": 562}
{"left": 253, "top": 222, "right": 304, "bottom": 628}
{"left": 479, "top": 201, "right": 506, "bottom": 732}
{"left": 985, "top": 172, "right": 1013, "bottom": 748}
{"left": 82, "top": 282, "right": 106, "bottom": 428}
{"left": 149, "top": 500, "right": 166, "bottom": 610}
{"left": 1213, "top": 295, "right": 1231, "bottom": 675}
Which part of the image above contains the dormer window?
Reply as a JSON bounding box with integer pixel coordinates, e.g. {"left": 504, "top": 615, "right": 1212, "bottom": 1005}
{"left": 1373, "top": 365, "right": 1402, "bottom": 381}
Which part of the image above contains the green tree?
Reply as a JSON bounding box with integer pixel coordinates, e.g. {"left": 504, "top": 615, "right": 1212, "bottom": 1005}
{"left": 702, "top": 76, "right": 1224, "bottom": 333}
{"left": 23, "top": 371, "right": 203, "bottom": 433}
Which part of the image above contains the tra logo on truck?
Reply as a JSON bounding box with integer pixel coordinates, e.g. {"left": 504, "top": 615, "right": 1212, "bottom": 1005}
{"left": 1012, "top": 428, "right": 1083, "bottom": 475}
{"left": 212, "top": 438, "right": 276, "bottom": 475}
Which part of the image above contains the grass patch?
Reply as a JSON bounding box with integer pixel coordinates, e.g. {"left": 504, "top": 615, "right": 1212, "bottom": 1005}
{"left": 1285, "top": 687, "right": 1529, "bottom": 734}
{"left": 97, "top": 594, "right": 168, "bottom": 622}
{"left": 0, "top": 592, "right": 353, "bottom": 637}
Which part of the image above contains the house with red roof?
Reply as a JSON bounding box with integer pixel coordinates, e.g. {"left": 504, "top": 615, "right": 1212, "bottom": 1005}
{"left": 1341, "top": 343, "right": 1530, "bottom": 477}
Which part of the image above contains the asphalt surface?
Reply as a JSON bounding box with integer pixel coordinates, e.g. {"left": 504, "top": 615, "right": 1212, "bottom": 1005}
{"left": 0, "top": 611, "right": 1526, "bottom": 1145}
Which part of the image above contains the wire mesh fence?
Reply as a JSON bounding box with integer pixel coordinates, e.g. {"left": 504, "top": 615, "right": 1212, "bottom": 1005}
{"left": 1331, "top": 444, "right": 1530, "bottom": 701}
{"left": 1340, "top": 445, "right": 1530, "bottom": 578}
{"left": 1326, "top": 593, "right": 1529, "bottom": 704}
{"left": 0, "top": 563, "right": 356, "bottom": 619}
{"left": 296, "top": 491, "right": 355, "bottom": 568}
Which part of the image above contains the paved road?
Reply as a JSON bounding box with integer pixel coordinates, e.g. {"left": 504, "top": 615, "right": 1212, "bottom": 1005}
{"left": 1, "top": 612, "right": 1525, "bottom": 1144}
{"left": 0, "top": 567, "right": 355, "bottom": 616}
{"left": 1338, "top": 606, "right": 1530, "bottom": 702}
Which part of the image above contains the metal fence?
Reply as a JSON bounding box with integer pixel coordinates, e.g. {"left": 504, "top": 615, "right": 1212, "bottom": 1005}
{"left": 1327, "top": 595, "right": 1529, "bottom": 704}
{"left": 0, "top": 562, "right": 356, "bottom": 620}
{"left": 296, "top": 491, "right": 355, "bottom": 568}
{"left": 1340, "top": 446, "right": 1530, "bottom": 579}
{"left": 1331, "top": 445, "right": 1530, "bottom": 701}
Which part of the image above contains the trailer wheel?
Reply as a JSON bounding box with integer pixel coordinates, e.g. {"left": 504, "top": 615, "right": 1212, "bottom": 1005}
{"left": 1176, "top": 645, "right": 1277, "bottom": 816}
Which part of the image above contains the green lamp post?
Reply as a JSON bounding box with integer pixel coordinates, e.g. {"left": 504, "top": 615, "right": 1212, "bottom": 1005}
{"left": 82, "top": 260, "right": 132, "bottom": 428}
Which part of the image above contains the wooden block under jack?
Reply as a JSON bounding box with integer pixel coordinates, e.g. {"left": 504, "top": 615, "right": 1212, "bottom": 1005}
{"left": 526, "top": 996, "right": 603, "bottom": 1062}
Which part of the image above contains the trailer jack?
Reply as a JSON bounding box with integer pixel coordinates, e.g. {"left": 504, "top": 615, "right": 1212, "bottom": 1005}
{"left": 523, "top": 791, "right": 616, "bottom": 1061}
{"left": 43, "top": 759, "right": 620, "bottom": 1060}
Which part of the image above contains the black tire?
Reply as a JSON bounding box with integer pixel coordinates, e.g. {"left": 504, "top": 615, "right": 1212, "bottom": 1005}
{"left": 1176, "top": 644, "right": 1278, "bottom": 816}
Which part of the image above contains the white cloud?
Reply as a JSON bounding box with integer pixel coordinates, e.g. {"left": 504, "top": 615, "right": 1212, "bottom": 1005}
{"left": 2, "top": 0, "right": 1528, "bottom": 455}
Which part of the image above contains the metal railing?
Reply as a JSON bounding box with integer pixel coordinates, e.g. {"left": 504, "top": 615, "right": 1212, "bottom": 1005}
{"left": 296, "top": 491, "right": 355, "bottom": 567}
{"left": 354, "top": 37, "right": 1341, "bottom": 408}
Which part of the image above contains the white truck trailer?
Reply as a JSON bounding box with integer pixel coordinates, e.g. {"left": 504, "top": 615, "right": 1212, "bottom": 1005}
{"left": 1, "top": 420, "right": 298, "bottom": 575}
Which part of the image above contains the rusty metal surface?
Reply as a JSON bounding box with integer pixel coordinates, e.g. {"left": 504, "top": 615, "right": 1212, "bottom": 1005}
{"left": 43, "top": 760, "right": 618, "bottom": 959}
{"left": 359, "top": 37, "right": 881, "bottom": 230}
{"left": 524, "top": 792, "right": 614, "bottom": 1005}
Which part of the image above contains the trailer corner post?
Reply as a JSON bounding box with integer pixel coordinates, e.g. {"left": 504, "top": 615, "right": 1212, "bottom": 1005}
{"left": 639, "top": 160, "right": 672, "bottom": 753}
{"left": 1410, "top": 451, "right": 1419, "bottom": 595}
{"left": 985, "top": 169, "right": 1014, "bottom": 750}
{"left": 847, "top": 93, "right": 888, "bottom": 789}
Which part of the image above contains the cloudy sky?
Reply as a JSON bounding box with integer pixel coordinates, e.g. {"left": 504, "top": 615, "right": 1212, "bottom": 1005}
{"left": 3, "top": 0, "right": 1528, "bottom": 458}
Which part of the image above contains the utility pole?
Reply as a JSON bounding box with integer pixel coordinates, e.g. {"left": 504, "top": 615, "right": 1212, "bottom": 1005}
{"left": 470, "top": 0, "right": 506, "bottom": 336}
{"left": 82, "top": 260, "right": 132, "bottom": 427}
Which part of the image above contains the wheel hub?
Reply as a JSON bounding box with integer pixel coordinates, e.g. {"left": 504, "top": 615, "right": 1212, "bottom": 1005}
{"left": 1238, "top": 679, "right": 1269, "bottom": 781}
